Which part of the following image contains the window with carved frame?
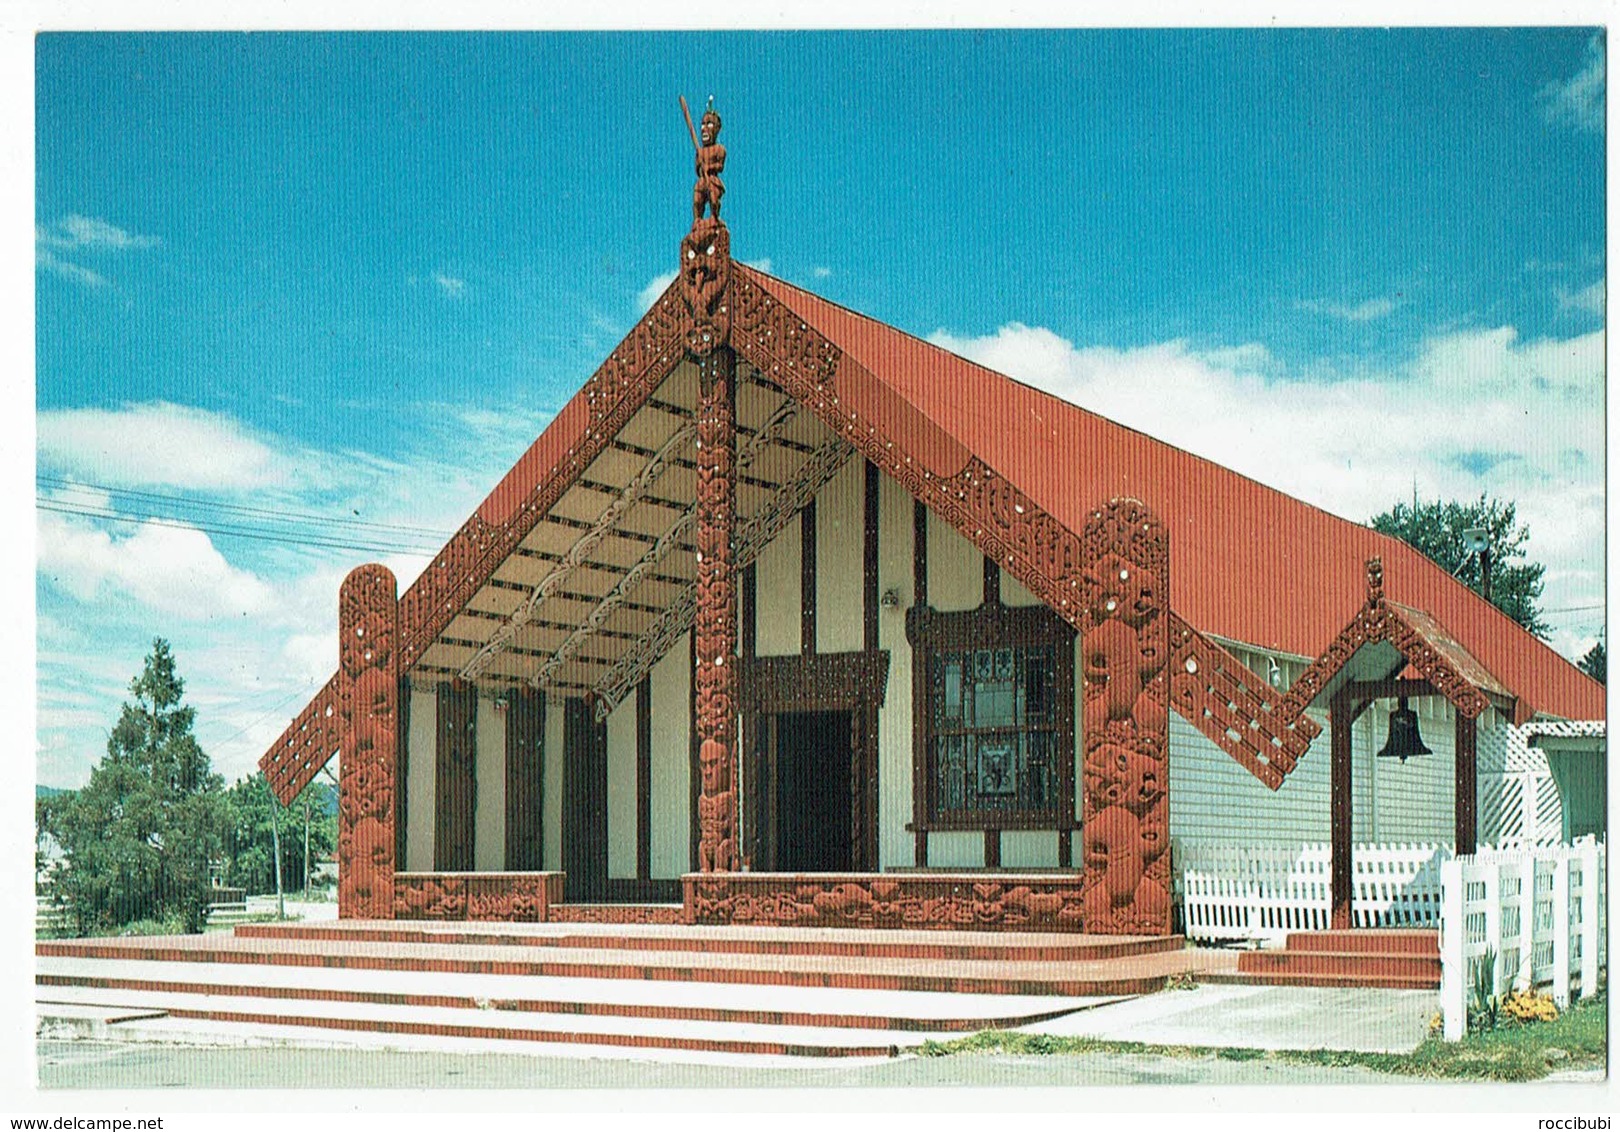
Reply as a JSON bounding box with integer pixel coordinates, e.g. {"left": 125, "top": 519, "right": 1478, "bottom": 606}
{"left": 907, "top": 603, "right": 1076, "bottom": 830}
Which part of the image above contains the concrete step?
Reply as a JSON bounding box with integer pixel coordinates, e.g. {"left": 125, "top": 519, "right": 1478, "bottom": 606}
{"left": 1205, "top": 970, "right": 1441, "bottom": 991}
{"left": 1281, "top": 930, "right": 1439, "bottom": 956}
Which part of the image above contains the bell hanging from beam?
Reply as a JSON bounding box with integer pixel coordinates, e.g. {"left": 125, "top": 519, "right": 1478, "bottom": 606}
{"left": 1377, "top": 697, "right": 1433, "bottom": 763}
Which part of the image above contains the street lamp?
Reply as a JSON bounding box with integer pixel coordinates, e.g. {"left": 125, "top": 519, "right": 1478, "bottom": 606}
{"left": 1462, "top": 526, "right": 1492, "bottom": 604}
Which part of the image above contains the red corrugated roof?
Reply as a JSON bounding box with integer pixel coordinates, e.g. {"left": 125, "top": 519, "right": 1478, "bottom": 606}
{"left": 742, "top": 267, "right": 1603, "bottom": 722}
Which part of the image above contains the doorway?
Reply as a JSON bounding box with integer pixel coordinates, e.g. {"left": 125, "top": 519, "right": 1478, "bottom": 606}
{"left": 773, "top": 710, "right": 854, "bottom": 873}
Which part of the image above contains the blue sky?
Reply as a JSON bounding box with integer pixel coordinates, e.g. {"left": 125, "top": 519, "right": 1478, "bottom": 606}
{"left": 34, "top": 29, "right": 1606, "bottom": 788}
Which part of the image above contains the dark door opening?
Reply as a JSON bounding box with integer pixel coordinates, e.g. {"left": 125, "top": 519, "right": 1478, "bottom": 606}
{"left": 562, "top": 698, "right": 607, "bottom": 902}
{"left": 774, "top": 710, "right": 854, "bottom": 873}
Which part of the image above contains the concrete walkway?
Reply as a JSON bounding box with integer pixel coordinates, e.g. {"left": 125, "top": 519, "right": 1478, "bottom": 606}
{"left": 1021, "top": 983, "right": 1437, "bottom": 1053}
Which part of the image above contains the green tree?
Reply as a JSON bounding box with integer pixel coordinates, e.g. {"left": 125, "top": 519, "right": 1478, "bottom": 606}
{"left": 1579, "top": 641, "right": 1605, "bottom": 684}
{"left": 224, "top": 773, "right": 336, "bottom": 895}
{"left": 1370, "top": 494, "right": 1550, "bottom": 638}
{"left": 43, "top": 640, "right": 228, "bottom": 934}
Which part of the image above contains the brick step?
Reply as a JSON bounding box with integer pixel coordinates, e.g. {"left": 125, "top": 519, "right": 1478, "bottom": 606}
{"left": 235, "top": 921, "right": 1183, "bottom": 963}
{"left": 1238, "top": 950, "right": 1440, "bottom": 981}
{"left": 37, "top": 970, "right": 1114, "bottom": 1034}
{"left": 1204, "top": 970, "right": 1440, "bottom": 991}
{"left": 37, "top": 936, "right": 1199, "bottom": 998}
{"left": 1280, "top": 930, "right": 1439, "bottom": 956}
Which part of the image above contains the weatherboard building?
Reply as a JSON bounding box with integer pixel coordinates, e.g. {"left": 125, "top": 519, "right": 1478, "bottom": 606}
{"left": 259, "top": 110, "right": 1605, "bottom": 937}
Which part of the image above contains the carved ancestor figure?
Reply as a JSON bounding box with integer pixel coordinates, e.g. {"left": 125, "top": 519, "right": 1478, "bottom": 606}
{"left": 683, "top": 97, "right": 726, "bottom": 223}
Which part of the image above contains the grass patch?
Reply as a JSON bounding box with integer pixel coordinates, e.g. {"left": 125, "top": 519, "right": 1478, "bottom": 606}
{"left": 913, "top": 990, "right": 1606, "bottom": 1083}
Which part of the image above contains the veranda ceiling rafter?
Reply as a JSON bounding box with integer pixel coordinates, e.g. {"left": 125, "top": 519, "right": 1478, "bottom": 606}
{"left": 458, "top": 420, "right": 697, "bottom": 680}
{"left": 532, "top": 395, "right": 811, "bottom": 694}
{"left": 591, "top": 435, "right": 855, "bottom": 717}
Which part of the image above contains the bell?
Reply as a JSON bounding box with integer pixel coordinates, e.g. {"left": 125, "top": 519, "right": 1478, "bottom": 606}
{"left": 1376, "top": 697, "right": 1432, "bottom": 762}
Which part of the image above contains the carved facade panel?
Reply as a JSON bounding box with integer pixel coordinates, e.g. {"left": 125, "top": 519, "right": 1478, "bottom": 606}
{"left": 684, "top": 873, "right": 1087, "bottom": 932}
{"left": 337, "top": 564, "right": 398, "bottom": 920}
{"left": 392, "top": 872, "right": 564, "bottom": 922}
{"left": 1076, "top": 500, "right": 1171, "bottom": 937}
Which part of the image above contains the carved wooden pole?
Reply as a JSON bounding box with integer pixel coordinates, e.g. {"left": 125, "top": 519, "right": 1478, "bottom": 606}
{"left": 1078, "top": 499, "right": 1171, "bottom": 935}
{"left": 337, "top": 564, "right": 399, "bottom": 919}
{"left": 694, "top": 347, "right": 740, "bottom": 871}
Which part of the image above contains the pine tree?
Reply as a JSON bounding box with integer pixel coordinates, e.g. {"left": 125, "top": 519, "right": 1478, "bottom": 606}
{"left": 46, "top": 640, "right": 227, "bottom": 934}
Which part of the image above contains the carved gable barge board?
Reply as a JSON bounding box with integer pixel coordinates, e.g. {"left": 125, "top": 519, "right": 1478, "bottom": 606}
{"left": 727, "top": 267, "right": 1316, "bottom": 791}
{"left": 1277, "top": 559, "right": 1494, "bottom": 723}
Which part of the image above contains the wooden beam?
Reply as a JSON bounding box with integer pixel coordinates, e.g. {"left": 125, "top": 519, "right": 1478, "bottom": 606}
{"left": 434, "top": 681, "right": 477, "bottom": 872}
{"left": 636, "top": 677, "right": 652, "bottom": 880}
{"left": 863, "top": 460, "right": 879, "bottom": 653}
{"left": 1456, "top": 709, "right": 1478, "bottom": 856}
{"left": 504, "top": 689, "right": 544, "bottom": 870}
{"left": 912, "top": 498, "right": 928, "bottom": 869}
{"left": 1330, "top": 693, "right": 1354, "bottom": 931}
{"left": 913, "top": 501, "right": 928, "bottom": 608}
{"left": 801, "top": 500, "right": 817, "bottom": 655}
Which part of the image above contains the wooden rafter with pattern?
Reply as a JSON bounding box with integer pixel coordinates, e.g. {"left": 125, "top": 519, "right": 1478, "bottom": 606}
{"left": 458, "top": 420, "right": 697, "bottom": 680}
{"left": 591, "top": 435, "right": 855, "bottom": 716}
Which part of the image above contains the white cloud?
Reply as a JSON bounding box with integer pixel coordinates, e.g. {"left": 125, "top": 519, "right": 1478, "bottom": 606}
{"left": 37, "top": 214, "right": 159, "bottom": 251}
{"left": 1296, "top": 295, "right": 1397, "bottom": 322}
{"left": 36, "top": 214, "right": 159, "bottom": 288}
{"left": 38, "top": 511, "right": 276, "bottom": 621}
{"left": 434, "top": 272, "right": 465, "bottom": 297}
{"left": 1539, "top": 33, "right": 1605, "bottom": 132}
{"left": 36, "top": 247, "right": 107, "bottom": 287}
{"left": 812, "top": 266, "right": 833, "bottom": 279}
{"left": 37, "top": 402, "right": 291, "bottom": 491}
{"left": 929, "top": 321, "right": 1605, "bottom": 660}
{"left": 1558, "top": 279, "right": 1605, "bottom": 316}
{"left": 637, "top": 269, "right": 678, "bottom": 313}
{"left": 744, "top": 257, "right": 772, "bottom": 274}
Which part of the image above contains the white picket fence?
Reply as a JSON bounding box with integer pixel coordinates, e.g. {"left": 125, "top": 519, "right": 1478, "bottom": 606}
{"left": 1439, "top": 838, "right": 1605, "bottom": 1040}
{"left": 1177, "top": 842, "right": 1449, "bottom": 945}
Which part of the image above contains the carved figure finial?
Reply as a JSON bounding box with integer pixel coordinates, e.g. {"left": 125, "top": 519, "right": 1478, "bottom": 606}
{"left": 682, "top": 95, "right": 727, "bottom": 223}
{"left": 1367, "top": 557, "right": 1385, "bottom": 606}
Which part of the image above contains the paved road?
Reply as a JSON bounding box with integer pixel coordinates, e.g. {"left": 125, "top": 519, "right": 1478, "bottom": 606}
{"left": 38, "top": 1039, "right": 1420, "bottom": 1089}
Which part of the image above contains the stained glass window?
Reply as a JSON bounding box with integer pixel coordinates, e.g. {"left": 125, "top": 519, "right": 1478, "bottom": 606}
{"left": 927, "top": 643, "right": 1064, "bottom": 820}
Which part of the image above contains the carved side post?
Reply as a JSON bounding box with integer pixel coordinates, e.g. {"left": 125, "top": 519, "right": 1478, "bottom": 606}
{"left": 337, "top": 564, "right": 399, "bottom": 919}
{"left": 694, "top": 347, "right": 740, "bottom": 871}
{"left": 1078, "top": 500, "right": 1171, "bottom": 935}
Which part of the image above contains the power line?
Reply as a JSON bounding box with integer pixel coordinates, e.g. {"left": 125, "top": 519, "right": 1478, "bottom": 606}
{"left": 37, "top": 500, "right": 439, "bottom": 557}
{"left": 37, "top": 475, "right": 456, "bottom": 540}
